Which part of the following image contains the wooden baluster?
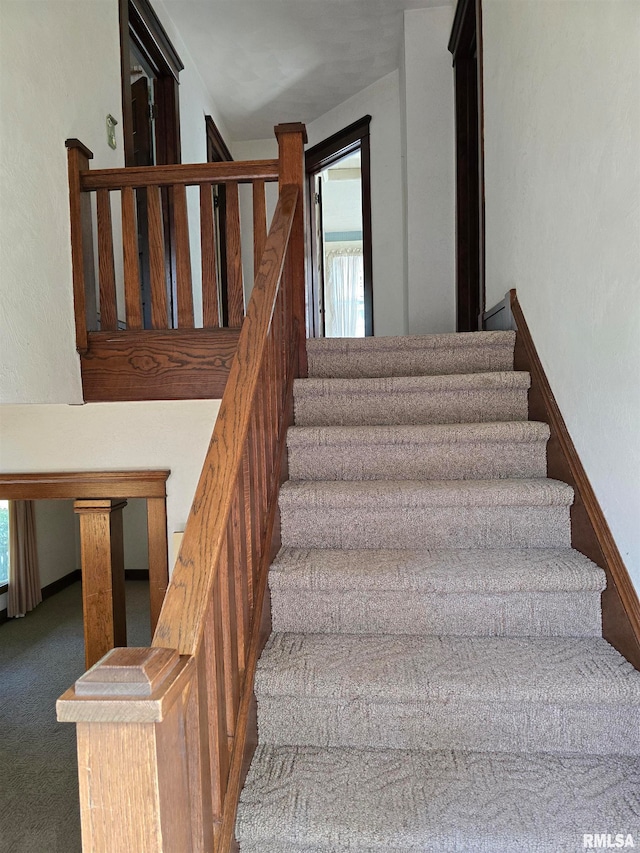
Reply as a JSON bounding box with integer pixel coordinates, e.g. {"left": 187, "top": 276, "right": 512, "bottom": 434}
{"left": 229, "top": 486, "right": 249, "bottom": 675}
{"left": 121, "top": 186, "right": 143, "bottom": 330}
{"left": 225, "top": 181, "right": 244, "bottom": 326}
{"left": 276, "top": 123, "right": 308, "bottom": 376}
{"left": 219, "top": 528, "right": 239, "bottom": 743}
{"left": 253, "top": 179, "right": 267, "bottom": 277}
{"left": 247, "top": 423, "right": 263, "bottom": 601}
{"left": 146, "top": 185, "right": 169, "bottom": 329}
{"left": 57, "top": 648, "right": 194, "bottom": 853}
{"left": 200, "top": 183, "right": 220, "bottom": 329}
{"left": 203, "top": 589, "right": 230, "bottom": 823}
{"left": 174, "top": 184, "right": 195, "bottom": 328}
{"left": 74, "top": 499, "right": 127, "bottom": 670}
{"left": 183, "top": 644, "right": 215, "bottom": 852}
{"left": 242, "top": 445, "right": 257, "bottom": 609}
{"left": 146, "top": 497, "right": 169, "bottom": 634}
{"left": 65, "top": 139, "right": 96, "bottom": 352}
{"left": 96, "top": 189, "right": 118, "bottom": 331}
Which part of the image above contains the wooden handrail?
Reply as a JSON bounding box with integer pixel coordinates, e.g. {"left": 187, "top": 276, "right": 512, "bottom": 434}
{"left": 153, "top": 182, "right": 298, "bottom": 655}
{"left": 80, "top": 159, "right": 279, "bottom": 191}
{"left": 58, "top": 124, "right": 307, "bottom": 852}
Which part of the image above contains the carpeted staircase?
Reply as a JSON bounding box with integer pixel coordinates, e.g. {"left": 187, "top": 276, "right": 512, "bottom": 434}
{"left": 237, "top": 331, "right": 640, "bottom": 851}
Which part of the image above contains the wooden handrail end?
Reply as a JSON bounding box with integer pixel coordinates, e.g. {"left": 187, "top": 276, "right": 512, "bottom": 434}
{"left": 65, "top": 138, "right": 94, "bottom": 160}
{"left": 57, "top": 648, "right": 194, "bottom": 723}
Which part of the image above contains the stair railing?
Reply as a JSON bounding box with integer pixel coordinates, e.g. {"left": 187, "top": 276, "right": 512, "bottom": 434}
{"left": 57, "top": 123, "right": 307, "bottom": 852}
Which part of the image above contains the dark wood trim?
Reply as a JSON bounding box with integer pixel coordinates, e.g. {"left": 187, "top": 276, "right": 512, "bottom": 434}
{"left": 449, "top": 0, "right": 485, "bottom": 331}
{"left": 129, "top": 0, "right": 183, "bottom": 80}
{"left": 43, "top": 569, "right": 82, "bottom": 600}
{"left": 305, "top": 116, "right": 374, "bottom": 337}
{"left": 510, "top": 289, "right": 640, "bottom": 670}
{"left": 80, "top": 328, "right": 241, "bottom": 402}
{"left": 65, "top": 138, "right": 94, "bottom": 161}
{"left": 0, "top": 471, "right": 169, "bottom": 501}
{"left": 205, "top": 115, "right": 233, "bottom": 163}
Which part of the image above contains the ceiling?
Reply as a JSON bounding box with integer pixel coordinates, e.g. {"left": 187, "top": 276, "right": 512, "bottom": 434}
{"left": 160, "top": 0, "right": 452, "bottom": 140}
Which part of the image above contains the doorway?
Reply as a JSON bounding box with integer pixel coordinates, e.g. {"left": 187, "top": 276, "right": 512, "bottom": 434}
{"left": 306, "top": 117, "right": 373, "bottom": 338}
{"left": 449, "top": 0, "right": 485, "bottom": 331}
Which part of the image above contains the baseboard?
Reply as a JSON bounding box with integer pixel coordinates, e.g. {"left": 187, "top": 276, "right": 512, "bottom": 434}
{"left": 510, "top": 289, "right": 640, "bottom": 669}
{"left": 42, "top": 569, "right": 82, "bottom": 600}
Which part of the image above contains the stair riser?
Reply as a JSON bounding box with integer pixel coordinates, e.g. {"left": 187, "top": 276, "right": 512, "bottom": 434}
{"left": 271, "top": 591, "right": 602, "bottom": 637}
{"left": 280, "top": 505, "right": 571, "bottom": 549}
{"left": 308, "top": 347, "right": 514, "bottom": 379}
{"left": 257, "top": 698, "right": 640, "bottom": 755}
{"left": 288, "top": 442, "right": 548, "bottom": 481}
{"left": 294, "top": 390, "right": 528, "bottom": 427}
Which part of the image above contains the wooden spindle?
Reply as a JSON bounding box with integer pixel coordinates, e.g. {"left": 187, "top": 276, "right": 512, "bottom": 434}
{"left": 204, "top": 588, "right": 230, "bottom": 821}
{"left": 200, "top": 183, "right": 220, "bottom": 329}
{"left": 173, "top": 184, "right": 195, "bottom": 328}
{"left": 121, "top": 186, "right": 143, "bottom": 330}
{"left": 96, "top": 189, "right": 118, "bottom": 331}
{"left": 242, "top": 446, "right": 256, "bottom": 608}
{"left": 225, "top": 181, "right": 244, "bottom": 327}
{"left": 230, "top": 487, "right": 249, "bottom": 674}
{"left": 146, "top": 185, "right": 169, "bottom": 329}
{"left": 184, "top": 646, "right": 215, "bottom": 852}
{"left": 253, "top": 179, "right": 267, "bottom": 276}
{"left": 219, "top": 530, "right": 239, "bottom": 742}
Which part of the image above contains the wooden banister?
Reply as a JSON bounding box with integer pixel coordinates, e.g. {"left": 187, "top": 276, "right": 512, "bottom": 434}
{"left": 81, "top": 159, "right": 280, "bottom": 191}
{"left": 58, "top": 123, "right": 307, "bottom": 852}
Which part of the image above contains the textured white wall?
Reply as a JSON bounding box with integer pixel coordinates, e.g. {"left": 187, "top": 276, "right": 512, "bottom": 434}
{"left": 402, "top": 6, "right": 456, "bottom": 334}
{"left": 0, "top": 400, "right": 220, "bottom": 570}
{"left": 482, "top": 0, "right": 640, "bottom": 587}
{"left": 34, "top": 500, "right": 79, "bottom": 587}
{"left": 307, "top": 71, "right": 407, "bottom": 337}
{"left": 0, "top": 1, "right": 124, "bottom": 404}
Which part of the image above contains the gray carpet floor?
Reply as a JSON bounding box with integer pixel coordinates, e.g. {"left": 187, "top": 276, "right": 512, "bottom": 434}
{"left": 237, "top": 331, "right": 640, "bottom": 851}
{"left": 0, "top": 581, "right": 150, "bottom": 853}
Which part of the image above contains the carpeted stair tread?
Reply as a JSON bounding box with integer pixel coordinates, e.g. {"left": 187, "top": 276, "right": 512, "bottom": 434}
{"left": 269, "top": 547, "right": 605, "bottom": 637}
{"left": 287, "top": 421, "right": 549, "bottom": 480}
{"left": 255, "top": 634, "right": 640, "bottom": 752}
{"left": 236, "top": 744, "right": 640, "bottom": 852}
{"left": 294, "top": 372, "right": 530, "bottom": 426}
{"left": 269, "top": 547, "right": 606, "bottom": 594}
{"left": 280, "top": 478, "right": 574, "bottom": 509}
{"left": 307, "top": 330, "right": 516, "bottom": 378}
{"left": 255, "top": 633, "right": 640, "bottom": 706}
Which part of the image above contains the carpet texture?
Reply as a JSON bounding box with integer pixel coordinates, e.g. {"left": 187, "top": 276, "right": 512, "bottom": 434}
{"left": 237, "top": 332, "right": 640, "bottom": 850}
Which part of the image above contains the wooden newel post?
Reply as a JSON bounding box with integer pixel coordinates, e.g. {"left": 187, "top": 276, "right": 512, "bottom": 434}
{"left": 65, "top": 138, "right": 97, "bottom": 354}
{"left": 275, "top": 123, "right": 308, "bottom": 377}
{"left": 57, "top": 647, "right": 195, "bottom": 853}
{"left": 75, "top": 498, "right": 127, "bottom": 669}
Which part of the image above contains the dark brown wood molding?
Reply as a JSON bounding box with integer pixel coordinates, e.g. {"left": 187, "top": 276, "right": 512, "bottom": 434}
{"left": 80, "top": 328, "right": 240, "bottom": 402}
{"left": 305, "top": 116, "right": 370, "bottom": 173}
{"left": 65, "top": 138, "right": 94, "bottom": 160}
{"left": 205, "top": 115, "right": 233, "bottom": 163}
{"left": 129, "top": 0, "right": 184, "bottom": 80}
{"left": 448, "top": 0, "right": 473, "bottom": 57}
{"left": 510, "top": 289, "right": 640, "bottom": 669}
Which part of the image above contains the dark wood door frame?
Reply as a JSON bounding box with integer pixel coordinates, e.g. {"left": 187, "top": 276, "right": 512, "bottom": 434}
{"left": 449, "top": 0, "right": 485, "bottom": 331}
{"left": 305, "top": 116, "right": 374, "bottom": 337}
{"left": 205, "top": 115, "right": 233, "bottom": 327}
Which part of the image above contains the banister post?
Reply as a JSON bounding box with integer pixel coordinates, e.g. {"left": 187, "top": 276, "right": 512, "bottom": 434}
{"left": 65, "top": 138, "right": 97, "bottom": 355}
{"left": 57, "top": 647, "right": 196, "bottom": 853}
{"left": 274, "top": 123, "right": 308, "bottom": 377}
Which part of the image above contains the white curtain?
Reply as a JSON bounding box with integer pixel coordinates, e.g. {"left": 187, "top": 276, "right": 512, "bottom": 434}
{"left": 8, "top": 500, "right": 41, "bottom": 618}
{"left": 325, "top": 248, "right": 364, "bottom": 337}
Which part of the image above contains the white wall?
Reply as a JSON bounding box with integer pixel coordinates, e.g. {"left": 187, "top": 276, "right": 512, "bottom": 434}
{"left": 0, "top": 400, "right": 220, "bottom": 571}
{"left": 482, "top": 0, "right": 640, "bottom": 587}
{"left": 307, "top": 71, "right": 407, "bottom": 337}
{"left": 0, "top": 0, "right": 124, "bottom": 405}
{"left": 402, "top": 6, "right": 456, "bottom": 334}
{"left": 0, "top": 0, "right": 231, "bottom": 404}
